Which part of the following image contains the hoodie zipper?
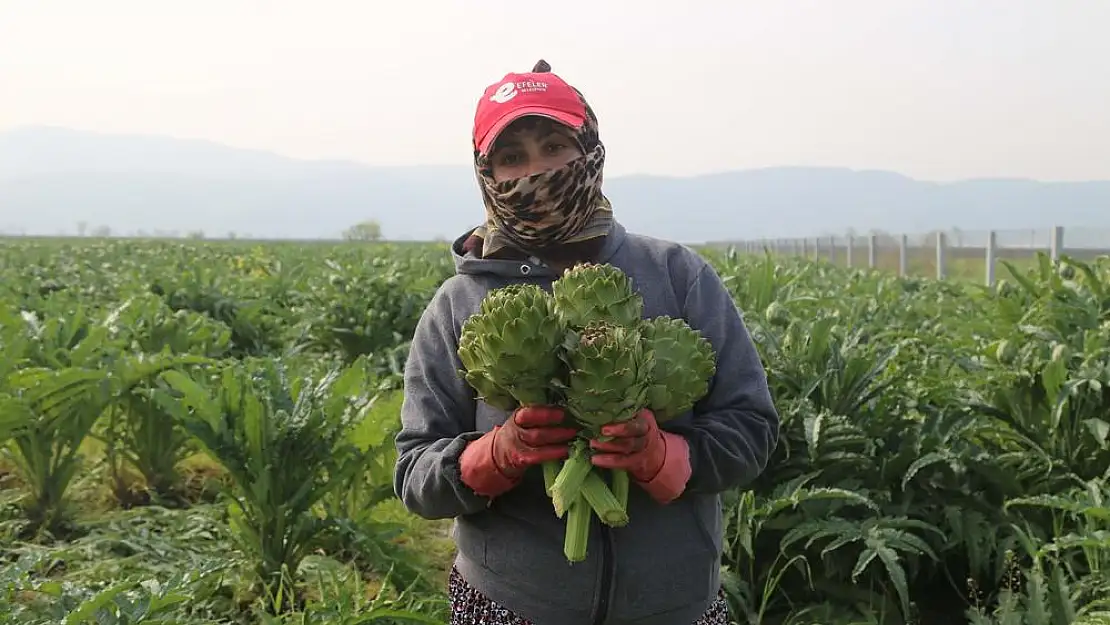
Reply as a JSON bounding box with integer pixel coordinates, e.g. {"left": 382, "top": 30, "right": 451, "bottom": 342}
{"left": 591, "top": 526, "right": 614, "bottom": 625}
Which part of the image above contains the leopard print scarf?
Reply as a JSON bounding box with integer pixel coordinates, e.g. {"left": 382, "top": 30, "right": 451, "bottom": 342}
{"left": 472, "top": 65, "right": 612, "bottom": 259}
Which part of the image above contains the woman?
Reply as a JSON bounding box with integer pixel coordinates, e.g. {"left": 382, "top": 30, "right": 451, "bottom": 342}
{"left": 393, "top": 60, "right": 780, "bottom": 625}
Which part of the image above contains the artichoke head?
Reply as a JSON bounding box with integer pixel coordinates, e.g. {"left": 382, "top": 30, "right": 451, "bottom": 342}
{"left": 640, "top": 316, "right": 716, "bottom": 422}
{"left": 552, "top": 263, "right": 644, "bottom": 329}
{"left": 457, "top": 284, "right": 567, "bottom": 411}
{"left": 559, "top": 320, "right": 654, "bottom": 435}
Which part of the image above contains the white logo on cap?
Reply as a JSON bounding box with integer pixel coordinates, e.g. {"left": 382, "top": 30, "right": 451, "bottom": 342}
{"left": 489, "top": 80, "right": 549, "bottom": 104}
{"left": 490, "top": 82, "right": 517, "bottom": 103}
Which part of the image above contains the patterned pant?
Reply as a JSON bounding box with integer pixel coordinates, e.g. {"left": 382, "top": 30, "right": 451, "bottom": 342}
{"left": 448, "top": 566, "right": 731, "bottom": 625}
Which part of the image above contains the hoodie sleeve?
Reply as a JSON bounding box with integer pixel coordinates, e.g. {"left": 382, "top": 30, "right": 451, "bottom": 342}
{"left": 663, "top": 260, "right": 781, "bottom": 495}
{"left": 392, "top": 285, "right": 492, "bottom": 520}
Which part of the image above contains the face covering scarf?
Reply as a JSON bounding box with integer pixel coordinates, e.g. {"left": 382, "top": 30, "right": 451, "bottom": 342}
{"left": 471, "top": 92, "right": 613, "bottom": 259}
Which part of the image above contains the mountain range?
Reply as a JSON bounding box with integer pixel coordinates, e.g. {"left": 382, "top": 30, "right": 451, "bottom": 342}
{"left": 3, "top": 125, "right": 1109, "bottom": 244}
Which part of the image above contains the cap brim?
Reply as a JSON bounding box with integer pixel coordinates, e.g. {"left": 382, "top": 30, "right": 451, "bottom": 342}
{"left": 477, "top": 106, "right": 586, "bottom": 155}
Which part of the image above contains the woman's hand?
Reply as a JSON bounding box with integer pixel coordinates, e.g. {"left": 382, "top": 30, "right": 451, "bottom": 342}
{"left": 491, "top": 406, "right": 578, "bottom": 479}
{"left": 589, "top": 409, "right": 693, "bottom": 504}
{"left": 588, "top": 409, "right": 667, "bottom": 482}
{"left": 459, "top": 406, "right": 577, "bottom": 498}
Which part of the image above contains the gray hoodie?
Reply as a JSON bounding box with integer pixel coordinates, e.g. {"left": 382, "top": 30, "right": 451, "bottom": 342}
{"left": 393, "top": 221, "right": 780, "bottom": 625}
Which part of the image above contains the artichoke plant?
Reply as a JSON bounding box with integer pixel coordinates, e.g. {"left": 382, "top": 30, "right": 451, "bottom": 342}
{"left": 560, "top": 321, "right": 655, "bottom": 437}
{"left": 457, "top": 283, "right": 568, "bottom": 410}
{"left": 457, "top": 283, "right": 570, "bottom": 493}
{"left": 552, "top": 262, "right": 644, "bottom": 329}
{"left": 640, "top": 316, "right": 717, "bottom": 421}
{"left": 550, "top": 320, "right": 654, "bottom": 540}
{"left": 549, "top": 263, "right": 648, "bottom": 529}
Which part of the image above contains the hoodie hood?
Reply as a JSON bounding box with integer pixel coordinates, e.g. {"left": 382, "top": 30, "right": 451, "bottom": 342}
{"left": 450, "top": 220, "right": 627, "bottom": 279}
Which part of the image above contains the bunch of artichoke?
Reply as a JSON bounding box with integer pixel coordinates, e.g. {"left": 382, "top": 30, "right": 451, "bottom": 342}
{"left": 455, "top": 263, "right": 718, "bottom": 562}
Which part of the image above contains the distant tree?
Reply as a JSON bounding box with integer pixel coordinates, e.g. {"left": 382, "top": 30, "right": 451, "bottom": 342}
{"left": 77, "top": 221, "right": 88, "bottom": 237}
{"left": 92, "top": 225, "right": 112, "bottom": 237}
{"left": 343, "top": 220, "right": 383, "bottom": 242}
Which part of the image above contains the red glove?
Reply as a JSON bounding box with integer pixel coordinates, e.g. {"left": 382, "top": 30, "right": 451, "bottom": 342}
{"left": 589, "top": 409, "right": 691, "bottom": 504}
{"left": 460, "top": 406, "right": 577, "bottom": 498}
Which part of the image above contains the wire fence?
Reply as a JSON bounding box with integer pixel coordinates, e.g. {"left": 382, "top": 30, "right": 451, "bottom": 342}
{"left": 709, "top": 226, "right": 1110, "bottom": 285}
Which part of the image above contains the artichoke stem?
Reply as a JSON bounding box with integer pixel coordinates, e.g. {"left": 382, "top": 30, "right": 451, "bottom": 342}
{"left": 563, "top": 495, "right": 592, "bottom": 562}
{"left": 551, "top": 441, "right": 592, "bottom": 517}
{"left": 610, "top": 469, "right": 629, "bottom": 512}
{"left": 543, "top": 460, "right": 561, "bottom": 497}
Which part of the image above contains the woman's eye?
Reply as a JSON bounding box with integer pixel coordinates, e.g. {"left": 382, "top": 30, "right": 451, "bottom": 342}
{"left": 498, "top": 152, "right": 521, "bottom": 166}
{"left": 546, "top": 142, "right": 566, "bottom": 154}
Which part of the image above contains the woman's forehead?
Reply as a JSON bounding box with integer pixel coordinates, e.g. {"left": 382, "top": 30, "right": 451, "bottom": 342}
{"left": 493, "top": 116, "right": 574, "bottom": 147}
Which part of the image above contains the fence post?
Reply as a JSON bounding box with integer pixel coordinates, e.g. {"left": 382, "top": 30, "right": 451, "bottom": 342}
{"left": 985, "top": 230, "right": 996, "bottom": 286}
{"left": 1051, "top": 226, "right": 1064, "bottom": 261}
{"left": 846, "top": 235, "right": 854, "bottom": 268}
{"left": 899, "top": 234, "right": 908, "bottom": 276}
{"left": 868, "top": 235, "right": 877, "bottom": 268}
{"left": 828, "top": 236, "right": 836, "bottom": 263}
{"left": 936, "top": 232, "right": 947, "bottom": 279}
{"left": 801, "top": 238, "right": 809, "bottom": 258}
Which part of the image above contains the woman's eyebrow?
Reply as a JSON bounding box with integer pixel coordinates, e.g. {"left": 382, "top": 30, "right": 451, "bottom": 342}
{"left": 491, "top": 137, "right": 523, "bottom": 152}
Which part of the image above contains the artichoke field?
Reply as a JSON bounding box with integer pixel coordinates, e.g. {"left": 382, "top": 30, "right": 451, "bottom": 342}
{"left": 0, "top": 237, "right": 1107, "bottom": 625}
{"left": 0, "top": 239, "right": 453, "bottom": 622}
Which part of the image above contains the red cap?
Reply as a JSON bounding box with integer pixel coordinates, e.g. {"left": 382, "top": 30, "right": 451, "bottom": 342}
{"left": 473, "top": 69, "right": 587, "bottom": 155}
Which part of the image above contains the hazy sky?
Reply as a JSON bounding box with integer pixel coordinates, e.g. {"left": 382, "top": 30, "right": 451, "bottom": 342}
{"left": 2, "top": 0, "right": 1107, "bottom": 181}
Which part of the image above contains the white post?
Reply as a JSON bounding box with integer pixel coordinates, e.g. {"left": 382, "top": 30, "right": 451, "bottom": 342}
{"left": 936, "top": 231, "right": 947, "bottom": 279}
{"left": 868, "top": 235, "right": 878, "bottom": 268}
{"left": 1051, "top": 226, "right": 1064, "bottom": 261}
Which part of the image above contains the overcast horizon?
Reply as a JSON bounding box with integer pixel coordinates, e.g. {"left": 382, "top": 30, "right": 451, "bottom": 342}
{"left": 3, "top": 1, "right": 1109, "bottom": 183}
